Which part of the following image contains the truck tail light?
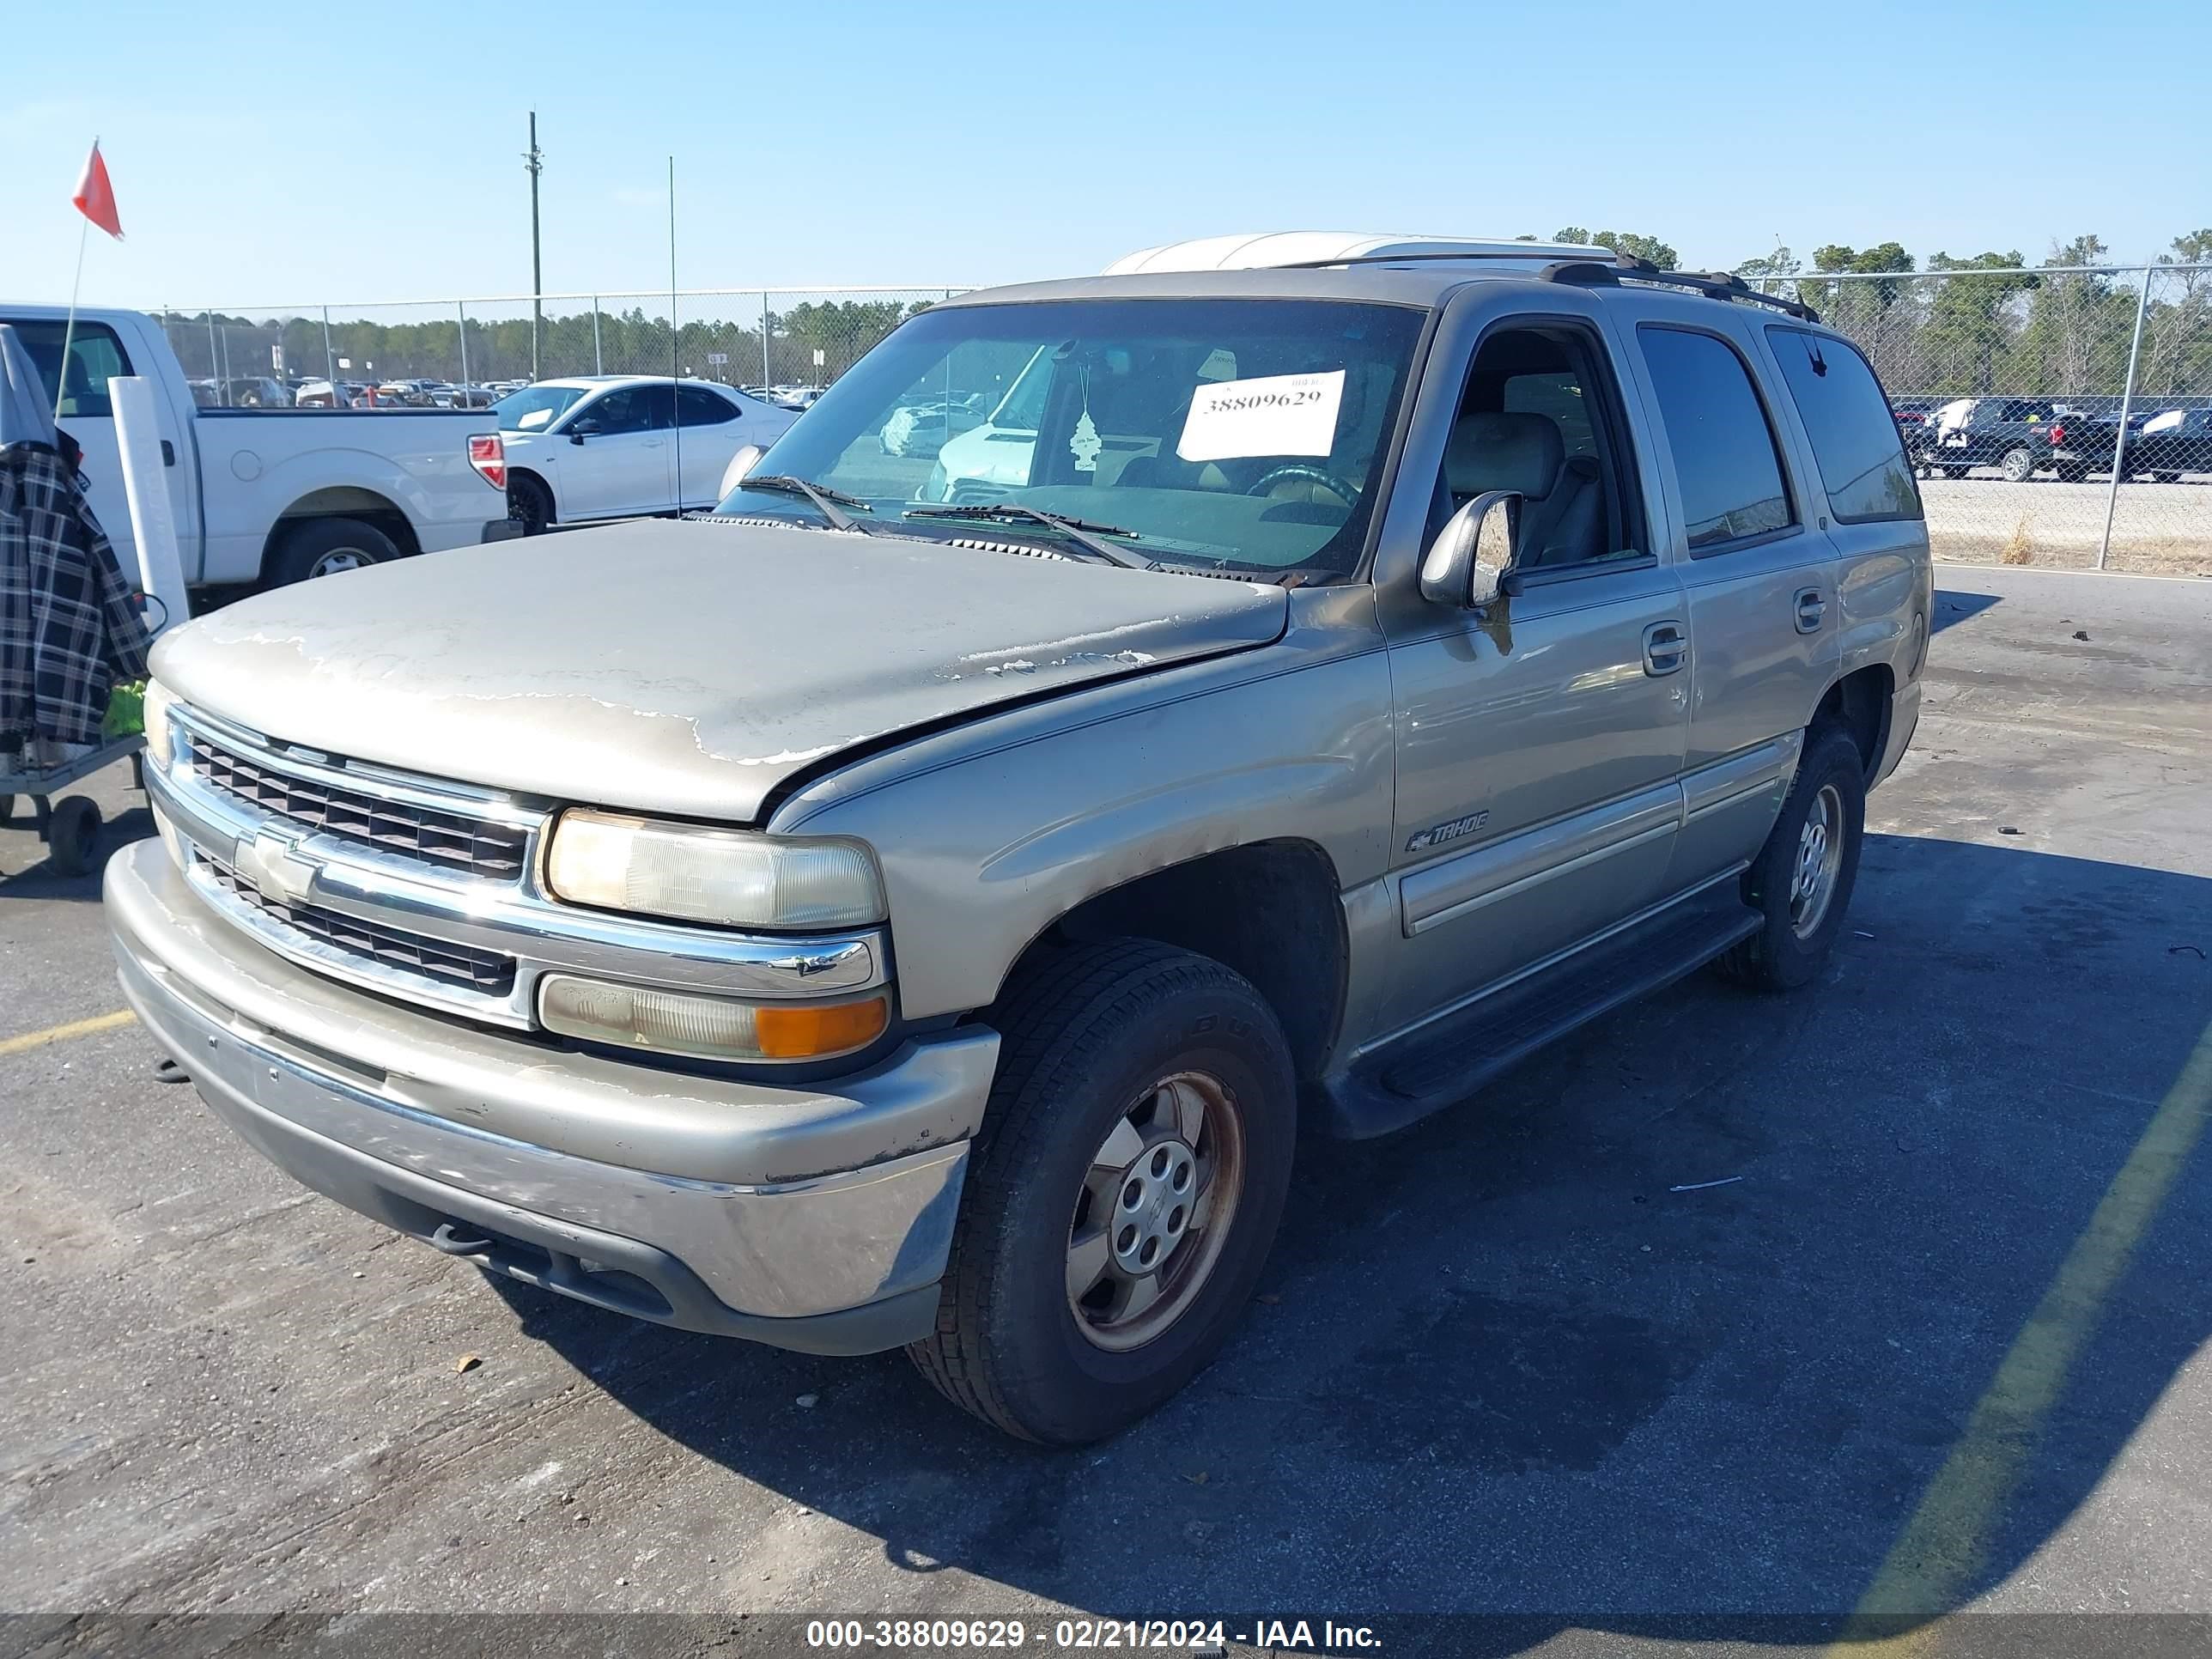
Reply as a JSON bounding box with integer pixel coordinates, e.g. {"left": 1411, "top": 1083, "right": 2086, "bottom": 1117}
{"left": 2049, "top": 423, "right": 2066, "bottom": 447}
{"left": 467, "top": 433, "right": 507, "bottom": 490}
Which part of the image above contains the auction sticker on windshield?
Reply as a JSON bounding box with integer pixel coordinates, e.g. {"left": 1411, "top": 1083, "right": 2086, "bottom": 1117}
{"left": 1176, "top": 368, "right": 1345, "bottom": 462}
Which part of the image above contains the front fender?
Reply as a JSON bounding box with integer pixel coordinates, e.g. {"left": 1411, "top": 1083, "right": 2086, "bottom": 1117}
{"left": 772, "top": 589, "right": 1395, "bottom": 1022}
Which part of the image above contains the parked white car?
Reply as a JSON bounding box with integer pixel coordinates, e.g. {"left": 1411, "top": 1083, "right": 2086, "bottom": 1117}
{"left": 494, "top": 376, "right": 798, "bottom": 531}
{"left": 1, "top": 303, "right": 510, "bottom": 586}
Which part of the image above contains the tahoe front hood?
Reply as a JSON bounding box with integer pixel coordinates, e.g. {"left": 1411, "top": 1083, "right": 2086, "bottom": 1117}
{"left": 153, "top": 517, "right": 1287, "bottom": 821}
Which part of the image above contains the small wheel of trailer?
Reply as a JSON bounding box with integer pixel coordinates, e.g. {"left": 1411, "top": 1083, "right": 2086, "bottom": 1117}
{"left": 44, "top": 795, "right": 103, "bottom": 878}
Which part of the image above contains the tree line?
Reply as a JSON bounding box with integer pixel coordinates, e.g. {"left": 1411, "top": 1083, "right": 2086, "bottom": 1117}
{"left": 161, "top": 231, "right": 2212, "bottom": 404}
{"left": 162, "top": 297, "right": 939, "bottom": 389}
{"left": 1547, "top": 228, "right": 2212, "bottom": 400}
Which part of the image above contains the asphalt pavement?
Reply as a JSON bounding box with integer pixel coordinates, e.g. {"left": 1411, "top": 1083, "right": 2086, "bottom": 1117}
{"left": 3, "top": 564, "right": 2209, "bottom": 1657}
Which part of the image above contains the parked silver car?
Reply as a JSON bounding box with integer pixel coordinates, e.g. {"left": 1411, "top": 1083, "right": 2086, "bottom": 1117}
{"left": 108, "top": 236, "right": 1929, "bottom": 1443}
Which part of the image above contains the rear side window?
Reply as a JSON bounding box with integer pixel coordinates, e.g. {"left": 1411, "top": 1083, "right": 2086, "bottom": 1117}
{"left": 1765, "top": 328, "right": 1922, "bottom": 524}
{"left": 1636, "top": 325, "right": 1794, "bottom": 553}
{"left": 677, "top": 386, "right": 737, "bottom": 427}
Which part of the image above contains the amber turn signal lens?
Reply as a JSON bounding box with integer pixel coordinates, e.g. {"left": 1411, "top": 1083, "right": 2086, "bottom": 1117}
{"left": 751, "top": 997, "right": 890, "bottom": 1060}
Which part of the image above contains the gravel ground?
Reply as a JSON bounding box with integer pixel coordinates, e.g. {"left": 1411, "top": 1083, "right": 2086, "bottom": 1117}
{"left": 1923, "top": 474, "right": 2212, "bottom": 576}
{"left": 3, "top": 564, "right": 2210, "bottom": 1658}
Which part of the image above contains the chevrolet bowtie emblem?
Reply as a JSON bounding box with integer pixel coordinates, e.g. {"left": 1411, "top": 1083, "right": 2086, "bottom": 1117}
{"left": 235, "top": 832, "right": 317, "bottom": 907}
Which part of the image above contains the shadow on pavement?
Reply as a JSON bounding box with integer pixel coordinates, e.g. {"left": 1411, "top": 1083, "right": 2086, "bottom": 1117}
{"left": 1932, "top": 588, "right": 2002, "bottom": 634}
{"left": 485, "top": 832, "right": 2211, "bottom": 1647}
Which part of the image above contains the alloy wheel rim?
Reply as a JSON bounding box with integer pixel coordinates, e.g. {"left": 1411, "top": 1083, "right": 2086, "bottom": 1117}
{"left": 1790, "top": 783, "right": 1844, "bottom": 938}
{"left": 1066, "top": 1070, "right": 1244, "bottom": 1352}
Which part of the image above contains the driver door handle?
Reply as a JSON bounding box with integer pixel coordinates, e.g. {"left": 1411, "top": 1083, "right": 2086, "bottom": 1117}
{"left": 1643, "top": 621, "right": 1687, "bottom": 677}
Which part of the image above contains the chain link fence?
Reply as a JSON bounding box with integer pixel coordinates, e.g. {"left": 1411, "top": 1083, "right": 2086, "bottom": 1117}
{"left": 156, "top": 288, "right": 964, "bottom": 413}
{"left": 1752, "top": 263, "right": 2212, "bottom": 574}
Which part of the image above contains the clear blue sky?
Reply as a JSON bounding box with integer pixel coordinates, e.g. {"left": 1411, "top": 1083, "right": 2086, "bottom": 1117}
{"left": 6, "top": 0, "right": 2205, "bottom": 311}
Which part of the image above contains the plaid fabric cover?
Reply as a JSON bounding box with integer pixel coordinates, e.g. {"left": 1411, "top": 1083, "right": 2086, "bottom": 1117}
{"left": 1, "top": 444, "right": 154, "bottom": 750}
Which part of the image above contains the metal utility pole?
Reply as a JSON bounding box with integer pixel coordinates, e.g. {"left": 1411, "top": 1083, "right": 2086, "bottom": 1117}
{"left": 526, "top": 112, "right": 544, "bottom": 380}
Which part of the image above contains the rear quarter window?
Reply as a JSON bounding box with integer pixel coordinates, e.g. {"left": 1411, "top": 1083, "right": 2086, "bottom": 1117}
{"left": 1765, "top": 328, "right": 1923, "bottom": 525}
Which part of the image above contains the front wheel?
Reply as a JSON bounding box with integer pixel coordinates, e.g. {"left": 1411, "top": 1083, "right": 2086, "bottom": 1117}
{"left": 1713, "top": 726, "right": 1867, "bottom": 993}
{"left": 908, "top": 939, "right": 1297, "bottom": 1444}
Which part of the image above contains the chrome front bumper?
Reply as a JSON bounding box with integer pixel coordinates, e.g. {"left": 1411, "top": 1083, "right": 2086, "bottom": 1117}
{"left": 106, "top": 838, "right": 998, "bottom": 1353}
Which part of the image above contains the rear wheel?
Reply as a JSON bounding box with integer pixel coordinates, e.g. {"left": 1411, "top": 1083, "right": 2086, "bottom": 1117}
{"left": 2156, "top": 471, "right": 2182, "bottom": 483}
{"left": 1713, "top": 725, "right": 1866, "bottom": 993}
{"left": 2000, "top": 447, "right": 2036, "bottom": 483}
{"left": 908, "top": 939, "right": 1297, "bottom": 1444}
{"left": 268, "top": 516, "right": 399, "bottom": 586}
{"left": 2056, "top": 462, "right": 2088, "bottom": 483}
{"left": 508, "top": 472, "right": 555, "bottom": 535}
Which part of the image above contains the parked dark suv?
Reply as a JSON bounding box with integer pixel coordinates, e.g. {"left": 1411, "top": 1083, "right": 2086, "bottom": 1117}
{"left": 1919, "top": 397, "right": 2118, "bottom": 482}
{"left": 2127, "top": 408, "right": 2212, "bottom": 482}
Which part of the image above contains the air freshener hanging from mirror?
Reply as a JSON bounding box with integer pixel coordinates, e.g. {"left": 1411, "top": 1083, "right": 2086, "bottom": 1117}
{"left": 1070, "top": 366, "right": 1103, "bottom": 473}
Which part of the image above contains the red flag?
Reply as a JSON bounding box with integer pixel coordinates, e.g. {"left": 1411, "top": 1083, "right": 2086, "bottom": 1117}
{"left": 72, "top": 142, "right": 123, "bottom": 240}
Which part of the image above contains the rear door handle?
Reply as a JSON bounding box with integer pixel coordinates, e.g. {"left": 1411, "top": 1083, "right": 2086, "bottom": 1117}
{"left": 1795, "top": 586, "right": 1826, "bottom": 634}
{"left": 1643, "top": 620, "right": 1687, "bottom": 677}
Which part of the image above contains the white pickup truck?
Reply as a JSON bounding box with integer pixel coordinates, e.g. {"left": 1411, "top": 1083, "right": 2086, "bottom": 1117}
{"left": 3, "top": 304, "right": 514, "bottom": 589}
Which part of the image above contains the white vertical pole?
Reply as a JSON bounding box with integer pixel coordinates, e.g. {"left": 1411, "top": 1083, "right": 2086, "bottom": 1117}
{"left": 457, "top": 301, "right": 470, "bottom": 390}
{"left": 591, "top": 296, "right": 603, "bottom": 374}
{"left": 110, "top": 376, "right": 189, "bottom": 633}
{"left": 761, "top": 291, "right": 771, "bottom": 387}
{"left": 2097, "top": 270, "right": 2153, "bottom": 572}
{"left": 53, "top": 217, "right": 90, "bottom": 422}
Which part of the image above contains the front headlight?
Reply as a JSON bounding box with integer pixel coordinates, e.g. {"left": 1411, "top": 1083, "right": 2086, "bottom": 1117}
{"left": 543, "top": 809, "right": 885, "bottom": 930}
{"left": 142, "top": 679, "right": 175, "bottom": 774}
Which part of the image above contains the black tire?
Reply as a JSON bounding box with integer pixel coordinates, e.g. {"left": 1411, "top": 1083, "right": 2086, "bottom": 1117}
{"left": 45, "top": 795, "right": 102, "bottom": 878}
{"left": 1999, "top": 447, "right": 2036, "bottom": 483}
{"left": 908, "top": 939, "right": 1297, "bottom": 1445}
{"left": 1712, "top": 725, "right": 1866, "bottom": 993}
{"left": 2056, "top": 463, "right": 2088, "bottom": 483}
{"left": 0, "top": 794, "right": 13, "bottom": 825}
{"left": 2156, "top": 471, "right": 2182, "bottom": 483}
{"left": 508, "top": 471, "right": 555, "bottom": 535}
{"left": 267, "top": 516, "right": 399, "bottom": 586}
{"left": 1925, "top": 465, "right": 1954, "bottom": 480}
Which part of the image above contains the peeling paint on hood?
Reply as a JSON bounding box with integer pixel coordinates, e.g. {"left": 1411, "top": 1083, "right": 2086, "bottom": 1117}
{"left": 151, "top": 518, "right": 1288, "bottom": 821}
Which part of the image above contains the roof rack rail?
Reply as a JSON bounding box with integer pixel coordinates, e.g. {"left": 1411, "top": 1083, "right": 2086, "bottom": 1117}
{"left": 1272, "top": 246, "right": 1823, "bottom": 324}
{"left": 1539, "top": 255, "right": 1822, "bottom": 323}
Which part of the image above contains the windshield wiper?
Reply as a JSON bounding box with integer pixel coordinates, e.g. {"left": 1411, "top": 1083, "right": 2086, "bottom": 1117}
{"left": 738, "top": 475, "right": 873, "bottom": 532}
{"left": 904, "top": 503, "right": 1146, "bottom": 568}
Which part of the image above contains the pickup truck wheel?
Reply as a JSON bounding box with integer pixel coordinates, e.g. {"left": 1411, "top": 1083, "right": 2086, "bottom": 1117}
{"left": 908, "top": 939, "right": 1296, "bottom": 1444}
{"left": 508, "top": 473, "right": 555, "bottom": 535}
{"left": 2056, "top": 462, "right": 2089, "bottom": 483}
{"left": 1713, "top": 726, "right": 1865, "bottom": 993}
{"left": 269, "top": 517, "right": 398, "bottom": 586}
{"left": 1999, "top": 447, "right": 2036, "bottom": 483}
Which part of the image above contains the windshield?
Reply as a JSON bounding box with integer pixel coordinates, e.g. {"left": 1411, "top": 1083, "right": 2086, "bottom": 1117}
{"left": 714, "top": 297, "right": 1428, "bottom": 578}
{"left": 495, "top": 385, "right": 589, "bottom": 432}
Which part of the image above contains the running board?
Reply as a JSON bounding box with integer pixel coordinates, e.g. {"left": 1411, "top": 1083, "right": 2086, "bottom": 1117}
{"left": 1322, "top": 887, "right": 1760, "bottom": 1139}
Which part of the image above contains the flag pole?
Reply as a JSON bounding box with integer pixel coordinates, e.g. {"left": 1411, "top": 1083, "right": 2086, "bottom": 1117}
{"left": 55, "top": 139, "right": 94, "bottom": 424}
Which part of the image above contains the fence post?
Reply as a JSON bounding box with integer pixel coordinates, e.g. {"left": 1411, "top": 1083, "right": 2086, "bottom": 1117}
{"left": 2097, "top": 268, "right": 2153, "bottom": 572}
{"left": 321, "top": 306, "right": 336, "bottom": 387}
{"left": 762, "top": 292, "right": 772, "bottom": 387}
{"left": 457, "top": 301, "right": 471, "bottom": 390}
{"left": 204, "top": 313, "right": 219, "bottom": 392}
{"left": 592, "top": 296, "right": 603, "bottom": 374}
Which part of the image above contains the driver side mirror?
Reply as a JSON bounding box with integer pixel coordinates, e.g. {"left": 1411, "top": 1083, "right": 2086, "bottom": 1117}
{"left": 1419, "top": 490, "right": 1522, "bottom": 609}
{"left": 568, "top": 417, "right": 602, "bottom": 445}
{"left": 719, "top": 442, "right": 765, "bottom": 500}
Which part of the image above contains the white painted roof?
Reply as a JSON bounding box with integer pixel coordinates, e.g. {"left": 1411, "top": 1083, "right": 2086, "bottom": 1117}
{"left": 1103, "top": 232, "right": 1609, "bottom": 276}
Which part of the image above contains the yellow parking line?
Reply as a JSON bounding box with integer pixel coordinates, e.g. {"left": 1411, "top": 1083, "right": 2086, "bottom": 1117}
{"left": 0, "top": 1009, "right": 137, "bottom": 1058}
{"left": 1834, "top": 1013, "right": 2212, "bottom": 1654}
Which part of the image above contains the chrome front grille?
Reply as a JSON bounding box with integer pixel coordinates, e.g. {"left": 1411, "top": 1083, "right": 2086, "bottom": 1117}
{"left": 186, "top": 732, "right": 528, "bottom": 878}
{"left": 197, "top": 853, "right": 517, "bottom": 996}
